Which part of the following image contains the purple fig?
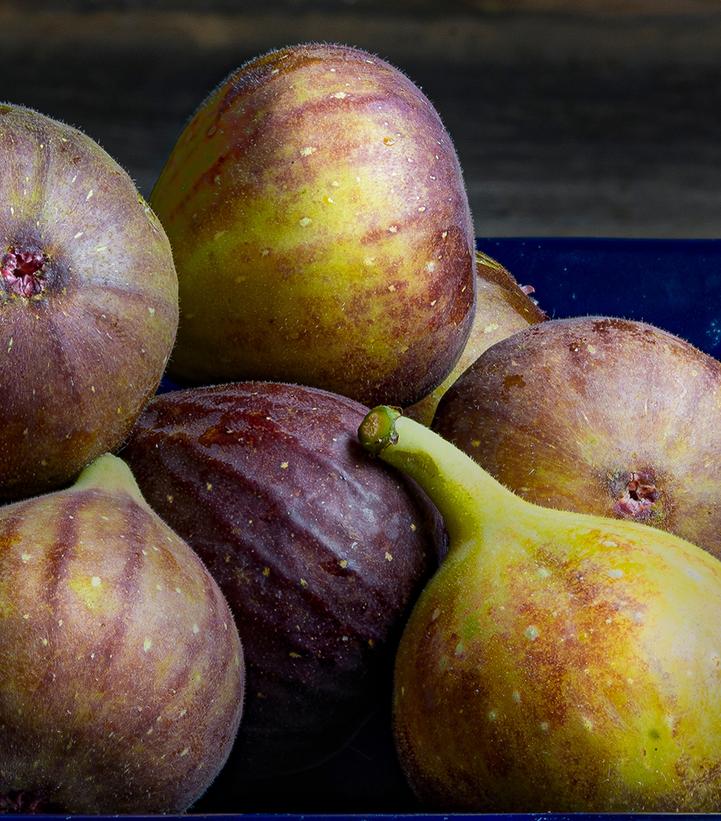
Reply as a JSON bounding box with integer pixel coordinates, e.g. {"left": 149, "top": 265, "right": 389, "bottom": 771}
{"left": 122, "top": 382, "right": 441, "bottom": 782}
{"left": 0, "top": 454, "right": 244, "bottom": 813}
{"left": 0, "top": 104, "right": 178, "bottom": 500}
{"left": 434, "top": 317, "right": 721, "bottom": 558}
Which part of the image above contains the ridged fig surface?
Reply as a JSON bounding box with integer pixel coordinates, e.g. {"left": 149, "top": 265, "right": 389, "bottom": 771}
{"left": 0, "top": 104, "right": 178, "bottom": 500}
{"left": 0, "top": 454, "right": 243, "bottom": 814}
{"left": 434, "top": 317, "right": 721, "bottom": 557}
{"left": 122, "top": 382, "right": 439, "bottom": 780}
{"left": 151, "top": 43, "right": 475, "bottom": 406}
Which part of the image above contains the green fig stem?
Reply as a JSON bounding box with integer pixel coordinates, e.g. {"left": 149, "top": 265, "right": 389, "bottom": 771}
{"left": 72, "top": 453, "right": 146, "bottom": 504}
{"left": 359, "top": 406, "right": 521, "bottom": 547}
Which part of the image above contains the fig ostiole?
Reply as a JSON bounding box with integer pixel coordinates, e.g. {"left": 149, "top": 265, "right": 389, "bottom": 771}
{"left": 122, "top": 382, "right": 442, "bottom": 788}
{"left": 0, "top": 104, "right": 178, "bottom": 501}
{"left": 359, "top": 406, "right": 721, "bottom": 812}
{"left": 434, "top": 316, "right": 721, "bottom": 558}
{"left": 151, "top": 43, "right": 476, "bottom": 407}
{"left": 0, "top": 453, "right": 244, "bottom": 814}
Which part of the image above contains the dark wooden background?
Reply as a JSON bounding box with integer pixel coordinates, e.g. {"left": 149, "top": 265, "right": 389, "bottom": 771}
{"left": 2, "top": 0, "right": 721, "bottom": 237}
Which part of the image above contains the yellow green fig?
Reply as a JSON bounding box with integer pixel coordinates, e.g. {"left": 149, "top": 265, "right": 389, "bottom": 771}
{"left": 151, "top": 43, "right": 476, "bottom": 407}
{"left": 359, "top": 406, "right": 721, "bottom": 812}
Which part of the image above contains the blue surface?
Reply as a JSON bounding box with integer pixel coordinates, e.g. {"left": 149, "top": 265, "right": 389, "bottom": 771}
{"left": 476, "top": 237, "right": 721, "bottom": 355}
{"left": 116, "top": 240, "right": 721, "bottom": 816}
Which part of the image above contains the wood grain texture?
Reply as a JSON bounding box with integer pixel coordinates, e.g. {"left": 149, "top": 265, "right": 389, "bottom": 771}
{"left": 1, "top": 0, "right": 720, "bottom": 237}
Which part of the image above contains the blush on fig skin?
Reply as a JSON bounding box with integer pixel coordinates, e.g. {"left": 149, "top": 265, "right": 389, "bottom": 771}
{"left": 405, "top": 251, "right": 546, "bottom": 425}
{"left": 434, "top": 316, "right": 721, "bottom": 558}
{"left": 122, "top": 382, "right": 442, "bottom": 785}
{"left": 0, "top": 456, "right": 244, "bottom": 814}
{"left": 371, "top": 410, "right": 721, "bottom": 812}
{"left": 0, "top": 104, "right": 178, "bottom": 501}
{"left": 151, "top": 42, "right": 476, "bottom": 407}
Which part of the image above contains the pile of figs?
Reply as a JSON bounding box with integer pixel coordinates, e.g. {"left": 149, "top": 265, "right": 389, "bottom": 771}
{"left": 2, "top": 40, "right": 721, "bottom": 814}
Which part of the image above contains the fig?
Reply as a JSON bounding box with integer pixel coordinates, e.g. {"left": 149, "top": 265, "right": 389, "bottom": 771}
{"left": 359, "top": 406, "right": 721, "bottom": 811}
{"left": 434, "top": 317, "right": 721, "bottom": 557}
{"left": 150, "top": 43, "right": 475, "bottom": 407}
{"left": 122, "top": 382, "right": 439, "bottom": 781}
{"left": 0, "top": 104, "right": 177, "bottom": 501}
{"left": 405, "top": 250, "right": 545, "bottom": 424}
{"left": 0, "top": 454, "right": 244, "bottom": 813}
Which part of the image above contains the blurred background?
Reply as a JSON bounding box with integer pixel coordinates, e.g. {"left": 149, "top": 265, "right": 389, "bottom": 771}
{"left": 2, "top": 0, "right": 720, "bottom": 238}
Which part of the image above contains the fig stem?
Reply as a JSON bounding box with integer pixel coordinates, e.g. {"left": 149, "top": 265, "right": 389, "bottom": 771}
{"left": 357, "top": 404, "right": 402, "bottom": 454}
{"left": 359, "top": 406, "right": 520, "bottom": 548}
{"left": 73, "top": 453, "right": 146, "bottom": 504}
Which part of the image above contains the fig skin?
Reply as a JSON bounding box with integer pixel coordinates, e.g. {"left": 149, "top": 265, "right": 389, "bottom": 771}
{"left": 360, "top": 406, "right": 721, "bottom": 812}
{"left": 0, "top": 454, "right": 244, "bottom": 814}
{"left": 150, "top": 42, "right": 476, "bottom": 407}
{"left": 122, "top": 382, "right": 440, "bottom": 780}
{"left": 405, "top": 250, "right": 546, "bottom": 425}
{"left": 434, "top": 316, "right": 721, "bottom": 557}
{"left": 0, "top": 104, "right": 178, "bottom": 501}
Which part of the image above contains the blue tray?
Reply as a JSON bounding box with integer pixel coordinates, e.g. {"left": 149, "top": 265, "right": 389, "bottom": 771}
{"left": 41, "top": 239, "right": 721, "bottom": 817}
{"left": 480, "top": 236, "right": 721, "bottom": 357}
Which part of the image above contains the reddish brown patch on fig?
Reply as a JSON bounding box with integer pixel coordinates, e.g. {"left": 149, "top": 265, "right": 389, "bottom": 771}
{"left": 502, "top": 374, "right": 525, "bottom": 392}
{"left": 214, "top": 47, "right": 330, "bottom": 123}
{"left": 504, "top": 543, "right": 650, "bottom": 730}
{"left": 1, "top": 247, "right": 48, "bottom": 297}
{"left": 42, "top": 492, "right": 82, "bottom": 614}
{"left": 591, "top": 317, "right": 634, "bottom": 335}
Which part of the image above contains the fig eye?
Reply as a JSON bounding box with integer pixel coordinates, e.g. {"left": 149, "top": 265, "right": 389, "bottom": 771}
{"left": 1, "top": 246, "right": 49, "bottom": 297}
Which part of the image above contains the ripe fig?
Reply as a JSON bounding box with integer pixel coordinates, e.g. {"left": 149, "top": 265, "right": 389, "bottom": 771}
{"left": 0, "top": 104, "right": 178, "bottom": 501}
{"left": 360, "top": 406, "right": 721, "bottom": 811}
{"left": 122, "top": 382, "right": 440, "bottom": 782}
{"left": 405, "top": 250, "right": 545, "bottom": 425}
{"left": 150, "top": 43, "right": 475, "bottom": 407}
{"left": 0, "top": 454, "right": 244, "bottom": 813}
{"left": 434, "top": 317, "right": 721, "bottom": 557}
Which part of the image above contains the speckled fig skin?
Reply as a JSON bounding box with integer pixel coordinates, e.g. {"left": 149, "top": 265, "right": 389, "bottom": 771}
{"left": 405, "top": 251, "right": 546, "bottom": 425}
{"left": 0, "top": 454, "right": 244, "bottom": 814}
{"left": 359, "top": 407, "right": 721, "bottom": 812}
{"left": 0, "top": 104, "right": 178, "bottom": 501}
{"left": 122, "top": 382, "right": 440, "bottom": 780}
{"left": 151, "top": 43, "right": 475, "bottom": 406}
{"left": 434, "top": 316, "right": 721, "bottom": 558}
